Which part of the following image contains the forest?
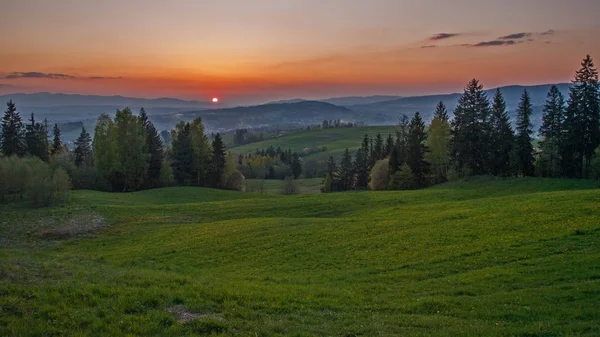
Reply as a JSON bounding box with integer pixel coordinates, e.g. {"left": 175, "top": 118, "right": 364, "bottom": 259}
{"left": 0, "top": 55, "right": 599, "bottom": 204}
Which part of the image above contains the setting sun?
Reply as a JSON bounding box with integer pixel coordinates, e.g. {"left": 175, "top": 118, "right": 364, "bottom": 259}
{"left": 212, "top": 97, "right": 219, "bottom": 103}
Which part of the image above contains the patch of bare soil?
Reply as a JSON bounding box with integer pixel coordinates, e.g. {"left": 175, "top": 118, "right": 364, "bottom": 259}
{"left": 166, "top": 305, "right": 224, "bottom": 323}
{"left": 38, "top": 213, "right": 105, "bottom": 239}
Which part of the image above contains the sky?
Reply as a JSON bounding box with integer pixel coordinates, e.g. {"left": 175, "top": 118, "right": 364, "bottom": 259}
{"left": 1, "top": 0, "right": 599, "bottom": 104}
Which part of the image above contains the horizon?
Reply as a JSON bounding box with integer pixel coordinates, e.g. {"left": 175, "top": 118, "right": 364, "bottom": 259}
{"left": 1, "top": 0, "right": 599, "bottom": 104}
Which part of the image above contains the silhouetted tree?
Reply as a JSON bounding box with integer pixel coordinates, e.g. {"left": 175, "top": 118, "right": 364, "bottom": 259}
{"left": 513, "top": 90, "right": 535, "bottom": 176}
{"left": 211, "top": 133, "right": 226, "bottom": 187}
{"left": 139, "top": 108, "right": 164, "bottom": 188}
{"left": 74, "top": 127, "right": 92, "bottom": 167}
{"left": 338, "top": 148, "right": 354, "bottom": 191}
{"left": 0, "top": 100, "right": 25, "bottom": 157}
{"left": 51, "top": 123, "right": 63, "bottom": 156}
{"left": 490, "top": 89, "right": 514, "bottom": 176}
{"left": 434, "top": 101, "right": 449, "bottom": 121}
{"left": 406, "top": 112, "right": 429, "bottom": 187}
{"left": 538, "top": 85, "right": 565, "bottom": 177}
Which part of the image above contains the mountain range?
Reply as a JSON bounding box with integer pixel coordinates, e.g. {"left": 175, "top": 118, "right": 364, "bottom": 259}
{"left": 0, "top": 83, "right": 573, "bottom": 140}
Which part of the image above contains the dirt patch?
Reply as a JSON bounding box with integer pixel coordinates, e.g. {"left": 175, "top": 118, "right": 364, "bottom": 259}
{"left": 166, "top": 305, "right": 224, "bottom": 324}
{"left": 38, "top": 213, "right": 105, "bottom": 239}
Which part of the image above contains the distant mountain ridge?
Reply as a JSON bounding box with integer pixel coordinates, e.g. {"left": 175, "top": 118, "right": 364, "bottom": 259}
{"left": 0, "top": 92, "right": 212, "bottom": 108}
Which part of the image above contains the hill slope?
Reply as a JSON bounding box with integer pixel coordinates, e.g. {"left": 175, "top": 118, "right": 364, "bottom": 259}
{"left": 1, "top": 178, "right": 599, "bottom": 336}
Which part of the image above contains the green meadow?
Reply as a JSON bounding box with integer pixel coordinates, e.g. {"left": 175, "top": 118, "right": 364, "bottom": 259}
{"left": 230, "top": 126, "right": 399, "bottom": 161}
{"left": 1, "top": 177, "right": 599, "bottom": 336}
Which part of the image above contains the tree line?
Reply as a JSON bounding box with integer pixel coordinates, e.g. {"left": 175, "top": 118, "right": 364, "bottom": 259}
{"left": 322, "top": 55, "right": 600, "bottom": 192}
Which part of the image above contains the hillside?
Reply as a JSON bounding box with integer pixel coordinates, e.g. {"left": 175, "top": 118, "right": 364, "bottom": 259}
{"left": 1, "top": 178, "right": 599, "bottom": 335}
{"left": 230, "top": 125, "right": 400, "bottom": 162}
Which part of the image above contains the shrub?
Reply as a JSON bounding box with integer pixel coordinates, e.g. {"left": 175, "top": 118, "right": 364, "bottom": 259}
{"left": 225, "top": 170, "right": 246, "bottom": 191}
{"left": 281, "top": 176, "right": 298, "bottom": 195}
{"left": 368, "top": 159, "right": 390, "bottom": 191}
{"left": 389, "top": 163, "right": 418, "bottom": 190}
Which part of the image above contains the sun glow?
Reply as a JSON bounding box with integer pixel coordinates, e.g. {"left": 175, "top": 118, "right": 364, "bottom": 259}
{"left": 212, "top": 97, "right": 219, "bottom": 103}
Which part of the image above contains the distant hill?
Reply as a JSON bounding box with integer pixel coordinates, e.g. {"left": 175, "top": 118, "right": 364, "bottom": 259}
{"left": 321, "top": 95, "right": 402, "bottom": 106}
{"left": 0, "top": 92, "right": 212, "bottom": 108}
{"left": 165, "top": 100, "right": 385, "bottom": 132}
{"left": 347, "top": 83, "right": 573, "bottom": 127}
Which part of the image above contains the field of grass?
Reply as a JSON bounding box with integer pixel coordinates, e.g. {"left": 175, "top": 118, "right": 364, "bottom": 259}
{"left": 230, "top": 126, "right": 399, "bottom": 162}
{"left": 245, "top": 178, "right": 323, "bottom": 194}
{"left": 1, "top": 177, "right": 599, "bottom": 336}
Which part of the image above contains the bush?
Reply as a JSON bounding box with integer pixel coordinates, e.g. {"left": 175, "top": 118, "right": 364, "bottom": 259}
{"left": 159, "top": 159, "right": 175, "bottom": 187}
{"left": 0, "top": 155, "right": 71, "bottom": 207}
{"left": 368, "top": 159, "right": 390, "bottom": 191}
{"left": 281, "top": 176, "right": 298, "bottom": 195}
{"left": 389, "top": 163, "right": 418, "bottom": 190}
{"left": 225, "top": 170, "right": 246, "bottom": 191}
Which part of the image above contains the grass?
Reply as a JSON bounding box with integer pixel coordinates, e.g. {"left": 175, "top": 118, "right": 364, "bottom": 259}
{"left": 245, "top": 178, "right": 323, "bottom": 194}
{"left": 230, "top": 126, "right": 399, "bottom": 162}
{"left": 1, "top": 177, "right": 599, "bottom": 336}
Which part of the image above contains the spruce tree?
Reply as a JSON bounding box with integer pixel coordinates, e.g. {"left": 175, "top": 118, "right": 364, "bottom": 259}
{"left": 323, "top": 155, "right": 339, "bottom": 192}
{"left": 538, "top": 85, "right": 565, "bottom": 177}
{"left": 490, "top": 89, "right": 514, "bottom": 176}
{"left": 385, "top": 133, "right": 394, "bottom": 157}
{"left": 211, "top": 133, "right": 226, "bottom": 187}
{"left": 0, "top": 100, "right": 25, "bottom": 157}
{"left": 452, "top": 79, "right": 492, "bottom": 176}
{"left": 51, "top": 123, "right": 63, "bottom": 156}
{"left": 171, "top": 122, "right": 194, "bottom": 184}
{"left": 25, "top": 113, "right": 49, "bottom": 162}
{"left": 74, "top": 127, "right": 92, "bottom": 167}
{"left": 434, "top": 101, "right": 449, "bottom": 121}
{"left": 573, "top": 55, "right": 600, "bottom": 177}
{"left": 338, "top": 148, "right": 354, "bottom": 191}
{"left": 374, "top": 133, "right": 384, "bottom": 160}
{"left": 514, "top": 90, "right": 535, "bottom": 176}
{"left": 406, "top": 112, "right": 429, "bottom": 187}
{"left": 561, "top": 91, "right": 581, "bottom": 177}
{"left": 139, "top": 108, "right": 164, "bottom": 188}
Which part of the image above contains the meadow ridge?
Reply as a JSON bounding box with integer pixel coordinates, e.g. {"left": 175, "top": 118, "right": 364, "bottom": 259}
{"left": 1, "top": 177, "right": 599, "bottom": 336}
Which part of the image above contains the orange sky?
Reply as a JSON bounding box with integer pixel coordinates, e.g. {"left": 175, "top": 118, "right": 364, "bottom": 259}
{"left": 1, "top": 0, "right": 599, "bottom": 104}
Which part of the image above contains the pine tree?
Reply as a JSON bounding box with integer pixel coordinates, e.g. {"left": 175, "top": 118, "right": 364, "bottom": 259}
{"left": 514, "top": 90, "right": 535, "bottom": 176}
{"left": 452, "top": 79, "right": 492, "bottom": 176}
{"left": 406, "top": 112, "right": 429, "bottom": 187}
{"left": 211, "top": 133, "right": 226, "bottom": 187}
{"left": 170, "top": 122, "right": 194, "bottom": 185}
{"left": 0, "top": 100, "right": 25, "bottom": 157}
{"left": 323, "top": 155, "right": 339, "bottom": 192}
{"left": 561, "top": 91, "right": 581, "bottom": 177}
{"left": 74, "top": 127, "right": 92, "bottom": 167}
{"left": 538, "top": 85, "right": 565, "bottom": 177}
{"left": 25, "top": 113, "right": 49, "bottom": 162}
{"left": 490, "top": 89, "right": 514, "bottom": 176}
{"left": 51, "top": 123, "right": 63, "bottom": 156}
{"left": 434, "top": 101, "right": 449, "bottom": 121}
{"left": 338, "top": 148, "right": 354, "bottom": 191}
{"left": 573, "top": 55, "right": 600, "bottom": 177}
{"left": 385, "top": 133, "right": 394, "bottom": 157}
{"left": 374, "top": 133, "right": 384, "bottom": 160}
{"left": 139, "top": 108, "right": 164, "bottom": 188}
{"left": 390, "top": 114, "right": 410, "bottom": 174}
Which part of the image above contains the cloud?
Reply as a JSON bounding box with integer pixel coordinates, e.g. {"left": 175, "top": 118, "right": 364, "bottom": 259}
{"left": 3, "top": 72, "right": 76, "bottom": 79}
{"left": 88, "top": 76, "right": 123, "bottom": 80}
{"left": 498, "top": 32, "right": 532, "bottom": 40}
{"left": 541, "top": 29, "right": 555, "bottom": 36}
{"left": 420, "top": 45, "right": 437, "bottom": 48}
{"left": 471, "top": 40, "right": 517, "bottom": 47}
{"left": 429, "top": 33, "right": 460, "bottom": 41}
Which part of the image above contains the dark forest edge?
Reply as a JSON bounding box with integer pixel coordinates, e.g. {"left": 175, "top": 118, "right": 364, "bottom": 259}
{"left": 0, "top": 55, "right": 599, "bottom": 206}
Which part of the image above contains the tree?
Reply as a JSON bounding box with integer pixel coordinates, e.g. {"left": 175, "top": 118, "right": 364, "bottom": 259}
{"left": 389, "top": 115, "right": 409, "bottom": 174}
{"left": 572, "top": 55, "right": 599, "bottom": 177}
{"left": 490, "top": 89, "right": 514, "bottom": 176}
{"left": 513, "top": 90, "right": 535, "bottom": 176}
{"left": 452, "top": 79, "right": 492, "bottom": 176}
{"left": 338, "top": 148, "right": 354, "bottom": 191}
{"left": 281, "top": 176, "right": 298, "bottom": 195}
{"left": 93, "top": 114, "right": 117, "bottom": 188}
{"left": 25, "top": 113, "right": 49, "bottom": 162}
{"left": 406, "top": 112, "right": 430, "bottom": 187}
{"left": 51, "top": 123, "right": 63, "bottom": 156}
{"left": 426, "top": 108, "right": 452, "bottom": 183}
{"left": 389, "top": 163, "right": 418, "bottom": 190}
{"left": 538, "top": 85, "right": 565, "bottom": 177}
{"left": 290, "top": 152, "right": 302, "bottom": 179}
{"left": 385, "top": 133, "right": 394, "bottom": 157}
{"left": 354, "top": 134, "right": 371, "bottom": 189}
{"left": 434, "top": 101, "right": 449, "bottom": 121}
{"left": 1, "top": 100, "right": 25, "bottom": 157}
{"left": 189, "top": 118, "right": 212, "bottom": 186}
{"left": 74, "top": 127, "right": 92, "bottom": 167}
{"left": 374, "top": 133, "right": 384, "bottom": 161}
{"left": 139, "top": 108, "right": 164, "bottom": 188}
{"left": 112, "top": 108, "right": 148, "bottom": 191}
{"left": 368, "top": 159, "right": 390, "bottom": 191}
{"left": 211, "top": 133, "right": 226, "bottom": 187}
{"left": 171, "top": 121, "right": 194, "bottom": 185}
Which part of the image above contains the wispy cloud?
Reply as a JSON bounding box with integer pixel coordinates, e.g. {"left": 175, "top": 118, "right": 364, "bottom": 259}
{"left": 541, "top": 29, "right": 555, "bottom": 36}
{"left": 420, "top": 45, "right": 437, "bottom": 49}
{"left": 1, "top": 72, "right": 123, "bottom": 80}
{"left": 472, "top": 40, "right": 517, "bottom": 47}
{"left": 429, "top": 33, "right": 460, "bottom": 41}
{"left": 498, "top": 32, "right": 532, "bottom": 40}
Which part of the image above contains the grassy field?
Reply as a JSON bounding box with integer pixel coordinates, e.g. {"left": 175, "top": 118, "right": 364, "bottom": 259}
{"left": 245, "top": 178, "right": 323, "bottom": 194}
{"left": 1, "top": 177, "right": 599, "bottom": 336}
{"left": 230, "top": 126, "right": 399, "bottom": 162}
